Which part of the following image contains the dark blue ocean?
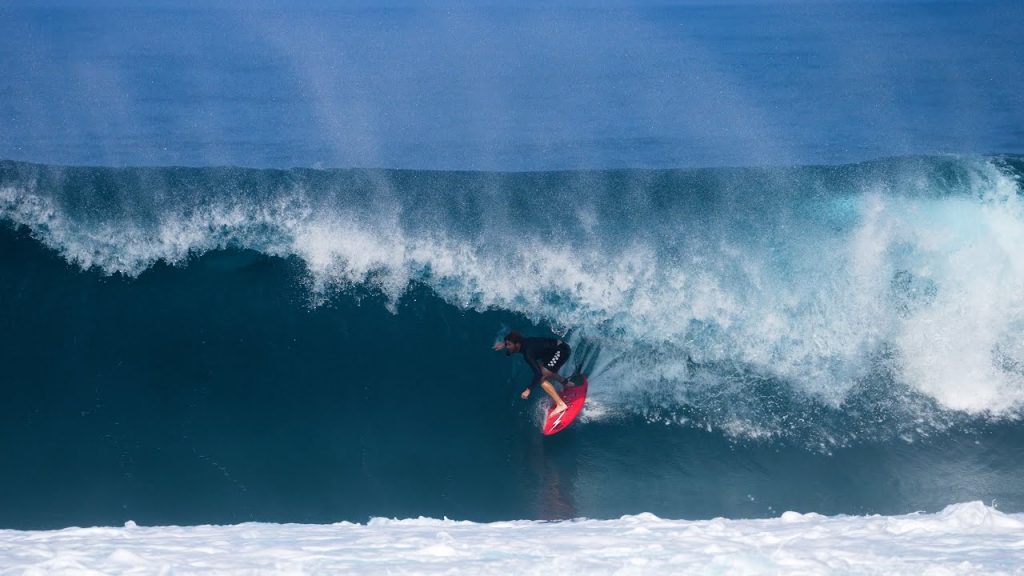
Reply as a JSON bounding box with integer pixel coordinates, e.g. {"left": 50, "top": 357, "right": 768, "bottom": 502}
{"left": 2, "top": 1, "right": 1024, "bottom": 530}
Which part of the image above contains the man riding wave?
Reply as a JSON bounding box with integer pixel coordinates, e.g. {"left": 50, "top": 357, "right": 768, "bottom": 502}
{"left": 493, "top": 330, "right": 574, "bottom": 416}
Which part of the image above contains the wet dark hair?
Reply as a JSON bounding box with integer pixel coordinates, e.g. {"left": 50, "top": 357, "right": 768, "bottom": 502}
{"left": 504, "top": 330, "right": 524, "bottom": 344}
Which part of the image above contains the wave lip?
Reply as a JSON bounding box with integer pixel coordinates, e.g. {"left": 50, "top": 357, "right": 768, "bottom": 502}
{"left": 1, "top": 502, "right": 1020, "bottom": 575}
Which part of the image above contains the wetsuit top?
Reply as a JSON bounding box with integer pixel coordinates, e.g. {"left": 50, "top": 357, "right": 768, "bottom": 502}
{"left": 518, "top": 337, "right": 571, "bottom": 389}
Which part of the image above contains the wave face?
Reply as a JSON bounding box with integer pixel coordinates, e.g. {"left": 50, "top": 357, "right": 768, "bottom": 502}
{"left": 2, "top": 156, "right": 1024, "bottom": 528}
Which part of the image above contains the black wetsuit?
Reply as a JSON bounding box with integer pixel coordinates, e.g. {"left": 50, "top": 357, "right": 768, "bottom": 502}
{"left": 518, "top": 337, "right": 571, "bottom": 389}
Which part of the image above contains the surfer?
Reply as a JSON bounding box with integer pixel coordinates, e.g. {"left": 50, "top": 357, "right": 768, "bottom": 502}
{"left": 493, "top": 331, "right": 574, "bottom": 415}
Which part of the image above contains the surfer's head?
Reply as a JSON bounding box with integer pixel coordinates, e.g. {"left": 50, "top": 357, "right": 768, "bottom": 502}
{"left": 504, "top": 330, "right": 524, "bottom": 354}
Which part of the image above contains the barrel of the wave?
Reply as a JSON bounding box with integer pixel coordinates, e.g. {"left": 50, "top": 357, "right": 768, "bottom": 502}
{"left": 542, "top": 376, "right": 589, "bottom": 436}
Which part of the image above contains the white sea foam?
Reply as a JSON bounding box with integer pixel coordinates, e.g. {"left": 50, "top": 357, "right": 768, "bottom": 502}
{"left": 0, "top": 502, "right": 1021, "bottom": 575}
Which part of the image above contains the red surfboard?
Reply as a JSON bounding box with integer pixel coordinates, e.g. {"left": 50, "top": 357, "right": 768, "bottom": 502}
{"left": 542, "top": 375, "right": 588, "bottom": 436}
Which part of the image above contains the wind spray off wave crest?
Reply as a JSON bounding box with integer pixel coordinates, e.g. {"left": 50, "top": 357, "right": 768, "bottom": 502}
{"left": 1, "top": 156, "right": 1023, "bottom": 443}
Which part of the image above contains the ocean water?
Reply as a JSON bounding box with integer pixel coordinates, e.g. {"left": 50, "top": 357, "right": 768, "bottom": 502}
{"left": 2, "top": 1, "right": 1024, "bottom": 572}
{"left": 2, "top": 156, "right": 1024, "bottom": 532}
{"left": 2, "top": 1, "right": 1022, "bottom": 170}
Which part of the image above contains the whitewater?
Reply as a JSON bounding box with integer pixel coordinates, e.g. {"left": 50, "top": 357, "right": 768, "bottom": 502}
{"left": 2, "top": 503, "right": 1021, "bottom": 575}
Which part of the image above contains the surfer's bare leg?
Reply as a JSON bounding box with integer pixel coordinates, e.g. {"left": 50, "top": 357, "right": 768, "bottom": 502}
{"left": 540, "top": 366, "right": 572, "bottom": 387}
{"left": 541, "top": 379, "right": 568, "bottom": 415}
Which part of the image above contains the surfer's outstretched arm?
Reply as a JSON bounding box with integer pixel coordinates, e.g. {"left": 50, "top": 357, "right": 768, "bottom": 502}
{"left": 518, "top": 354, "right": 543, "bottom": 399}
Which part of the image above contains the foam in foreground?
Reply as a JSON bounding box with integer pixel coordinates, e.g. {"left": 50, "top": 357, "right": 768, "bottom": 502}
{"left": 2, "top": 502, "right": 1021, "bottom": 575}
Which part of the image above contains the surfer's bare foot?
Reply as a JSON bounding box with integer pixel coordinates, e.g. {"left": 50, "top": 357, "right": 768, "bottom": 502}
{"left": 551, "top": 403, "right": 568, "bottom": 416}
